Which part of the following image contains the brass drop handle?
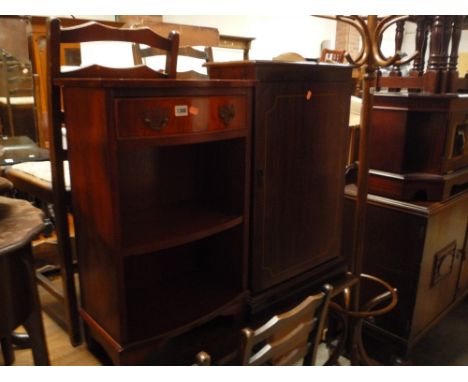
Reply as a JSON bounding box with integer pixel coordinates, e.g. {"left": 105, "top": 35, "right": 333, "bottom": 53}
{"left": 218, "top": 104, "right": 235, "bottom": 126}
{"left": 143, "top": 108, "right": 169, "bottom": 131}
{"left": 437, "top": 253, "right": 455, "bottom": 277}
{"left": 431, "top": 242, "right": 456, "bottom": 287}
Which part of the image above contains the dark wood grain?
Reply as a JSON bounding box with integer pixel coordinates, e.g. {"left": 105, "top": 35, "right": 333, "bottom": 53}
{"left": 240, "top": 284, "right": 332, "bottom": 366}
{"left": 343, "top": 185, "right": 468, "bottom": 360}
{"left": 208, "top": 61, "right": 353, "bottom": 314}
{"left": 48, "top": 18, "right": 179, "bottom": 79}
{"left": 0, "top": 197, "right": 49, "bottom": 365}
{"left": 60, "top": 81, "right": 253, "bottom": 364}
{"left": 115, "top": 95, "right": 248, "bottom": 138}
{"left": 368, "top": 92, "right": 468, "bottom": 201}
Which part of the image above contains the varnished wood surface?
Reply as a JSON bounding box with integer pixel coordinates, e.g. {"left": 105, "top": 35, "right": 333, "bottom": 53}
{"left": 29, "top": 16, "right": 126, "bottom": 148}
{"left": 370, "top": 92, "right": 468, "bottom": 175}
{"left": 342, "top": 185, "right": 468, "bottom": 359}
{"left": 115, "top": 95, "right": 248, "bottom": 138}
{"left": 240, "top": 285, "right": 332, "bottom": 366}
{"left": 208, "top": 61, "right": 353, "bottom": 306}
{"left": 54, "top": 78, "right": 254, "bottom": 88}
{"left": 206, "top": 60, "right": 353, "bottom": 82}
{"left": 59, "top": 78, "right": 253, "bottom": 364}
{"left": 0, "top": 196, "right": 44, "bottom": 254}
{"left": 368, "top": 92, "right": 468, "bottom": 201}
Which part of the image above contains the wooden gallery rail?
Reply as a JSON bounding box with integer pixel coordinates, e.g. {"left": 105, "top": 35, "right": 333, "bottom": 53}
{"left": 375, "top": 16, "right": 467, "bottom": 94}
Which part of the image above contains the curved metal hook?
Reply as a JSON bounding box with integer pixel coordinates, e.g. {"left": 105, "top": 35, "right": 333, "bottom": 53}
{"left": 373, "top": 15, "right": 419, "bottom": 67}
{"left": 373, "top": 50, "right": 402, "bottom": 68}
{"left": 397, "top": 50, "right": 419, "bottom": 66}
{"left": 336, "top": 15, "right": 370, "bottom": 66}
{"left": 375, "top": 15, "right": 408, "bottom": 39}
{"left": 375, "top": 16, "right": 408, "bottom": 63}
{"left": 333, "top": 15, "right": 419, "bottom": 70}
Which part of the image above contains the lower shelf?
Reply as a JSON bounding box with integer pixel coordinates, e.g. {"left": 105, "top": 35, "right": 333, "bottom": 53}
{"left": 123, "top": 225, "right": 246, "bottom": 343}
{"left": 121, "top": 202, "right": 243, "bottom": 255}
{"left": 82, "top": 293, "right": 246, "bottom": 365}
{"left": 125, "top": 272, "right": 244, "bottom": 342}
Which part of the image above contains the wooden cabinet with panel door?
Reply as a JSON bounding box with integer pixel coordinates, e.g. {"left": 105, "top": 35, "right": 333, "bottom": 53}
{"left": 342, "top": 185, "right": 468, "bottom": 362}
{"left": 207, "top": 61, "right": 354, "bottom": 315}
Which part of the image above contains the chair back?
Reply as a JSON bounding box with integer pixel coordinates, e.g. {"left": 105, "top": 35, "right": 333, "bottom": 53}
{"left": 240, "top": 284, "right": 333, "bottom": 366}
{"left": 48, "top": 18, "right": 179, "bottom": 80}
{"left": 46, "top": 17, "right": 180, "bottom": 211}
{"left": 132, "top": 42, "right": 211, "bottom": 79}
{"left": 320, "top": 48, "right": 346, "bottom": 63}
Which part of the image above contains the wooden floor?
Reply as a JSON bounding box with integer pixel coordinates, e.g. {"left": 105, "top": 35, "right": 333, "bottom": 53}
{"left": 4, "top": 270, "right": 339, "bottom": 366}
{"left": 4, "top": 240, "right": 467, "bottom": 366}
{"left": 410, "top": 297, "right": 468, "bottom": 366}
{"left": 5, "top": 274, "right": 101, "bottom": 366}
{"left": 6, "top": 282, "right": 468, "bottom": 366}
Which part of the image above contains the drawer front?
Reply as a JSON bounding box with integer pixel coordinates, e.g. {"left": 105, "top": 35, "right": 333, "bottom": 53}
{"left": 116, "top": 96, "right": 247, "bottom": 138}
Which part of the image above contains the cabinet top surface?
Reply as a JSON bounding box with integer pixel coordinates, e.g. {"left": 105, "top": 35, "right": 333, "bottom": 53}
{"left": 206, "top": 60, "right": 354, "bottom": 82}
{"left": 54, "top": 78, "right": 255, "bottom": 89}
{"left": 372, "top": 91, "right": 468, "bottom": 111}
{"left": 0, "top": 196, "right": 44, "bottom": 254}
{"left": 205, "top": 60, "right": 353, "bottom": 70}
{"left": 374, "top": 91, "right": 468, "bottom": 101}
{"left": 345, "top": 185, "right": 468, "bottom": 216}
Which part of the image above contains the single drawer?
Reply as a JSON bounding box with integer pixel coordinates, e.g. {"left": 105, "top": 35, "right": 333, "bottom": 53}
{"left": 115, "top": 95, "right": 248, "bottom": 138}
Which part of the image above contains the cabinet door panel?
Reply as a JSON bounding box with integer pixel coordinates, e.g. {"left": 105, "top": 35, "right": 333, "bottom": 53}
{"left": 251, "top": 82, "right": 349, "bottom": 291}
{"left": 458, "top": 222, "right": 468, "bottom": 294}
{"left": 411, "top": 195, "right": 468, "bottom": 338}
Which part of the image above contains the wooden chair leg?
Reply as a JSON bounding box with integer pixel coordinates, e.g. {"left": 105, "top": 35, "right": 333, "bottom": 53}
{"left": 58, "top": 248, "right": 82, "bottom": 346}
{"left": 23, "top": 248, "right": 50, "bottom": 365}
{"left": 56, "top": 214, "right": 82, "bottom": 346}
{"left": 1, "top": 335, "right": 15, "bottom": 365}
{"left": 22, "top": 312, "right": 50, "bottom": 365}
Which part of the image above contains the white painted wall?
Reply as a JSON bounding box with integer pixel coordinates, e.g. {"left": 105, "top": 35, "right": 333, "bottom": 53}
{"left": 54, "top": 15, "right": 116, "bottom": 21}
{"left": 77, "top": 15, "right": 337, "bottom": 74}
{"left": 163, "top": 15, "right": 337, "bottom": 61}
{"left": 73, "top": 16, "right": 468, "bottom": 76}
{"left": 460, "top": 30, "right": 468, "bottom": 52}
{"left": 56, "top": 15, "right": 136, "bottom": 69}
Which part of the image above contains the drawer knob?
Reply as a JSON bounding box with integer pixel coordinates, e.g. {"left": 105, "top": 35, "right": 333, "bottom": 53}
{"left": 143, "top": 108, "right": 169, "bottom": 131}
{"left": 218, "top": 104, "right": 235, "bottom": 126}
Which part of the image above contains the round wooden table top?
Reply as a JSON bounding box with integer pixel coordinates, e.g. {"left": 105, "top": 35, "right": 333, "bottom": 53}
{"left": 0, "top": 176, "right": 13, "bottom": 193}
{"left": 0, "top": 196, "right": 44, "bottom": 256}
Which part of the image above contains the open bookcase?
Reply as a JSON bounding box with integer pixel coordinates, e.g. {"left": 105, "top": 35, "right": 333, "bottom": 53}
{"left": 59, "top": 79, "right": 252, "bottom": 364}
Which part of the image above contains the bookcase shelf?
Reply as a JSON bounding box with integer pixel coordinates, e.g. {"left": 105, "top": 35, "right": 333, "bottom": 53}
{"left": 120, "top": 203, "right": 244, "bottom": 255}
{"left": 61, "top": 80, "right": 252, "bottom": 365}
{"left": 123, "top": 225, "right": 246, "bottom": 342}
